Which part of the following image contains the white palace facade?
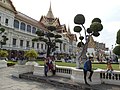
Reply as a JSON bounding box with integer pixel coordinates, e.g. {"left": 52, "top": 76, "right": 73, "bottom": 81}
{"left": 0, "top": 0, "right": 77, "bottom": 59}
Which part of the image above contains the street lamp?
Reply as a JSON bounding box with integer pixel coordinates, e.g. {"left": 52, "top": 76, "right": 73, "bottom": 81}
{"left": 74, "top": 14, "right": 103, "bottom": 69}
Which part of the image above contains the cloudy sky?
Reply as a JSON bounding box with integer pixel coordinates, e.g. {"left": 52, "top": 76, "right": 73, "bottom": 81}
{"left": 12, "top": 0, "right": 120, "bottom": 49}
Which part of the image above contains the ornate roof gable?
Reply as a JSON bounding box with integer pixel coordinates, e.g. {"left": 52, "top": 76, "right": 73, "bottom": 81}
{"left": 0, "top": 0, "right": 17, "bottom": 13}
{"left": 88, "top": 36, "right": 96, "bottom": 48}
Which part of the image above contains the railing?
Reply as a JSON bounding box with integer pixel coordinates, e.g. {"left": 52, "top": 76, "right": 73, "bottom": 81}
{"left": 12, "top": 64, "right": 120, "bottom": 85}
{"left": 100, "top": 70, "right": 120, "bottom": 85}
{"left": 55, "top": 66, "right": 72, "bottom": 78}
{"left": 56, "top": 66, "right": 72, "bottom": 74}
{"left": 100, "top": 72, "right": 120, "bottom": 80}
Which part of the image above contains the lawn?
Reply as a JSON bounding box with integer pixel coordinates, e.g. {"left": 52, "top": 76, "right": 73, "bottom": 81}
{"left": 36, "top": 60, "right": 120, "bottom": 70}
{"left": 7, "top": 60, "right": 119, "bottom": 70}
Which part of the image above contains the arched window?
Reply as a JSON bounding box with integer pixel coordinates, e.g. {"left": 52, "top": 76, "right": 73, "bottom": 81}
{"left": 32, "top": 27, "right": 36, "bottom": 34}
{"left": 27, "top": 25, "right": 31, "bottom": 32}
{"left": 20, "top": 22, "right": 26, "bottom": 31}
{"left": 14, "top": 20, "right": 19, "bottom": 29}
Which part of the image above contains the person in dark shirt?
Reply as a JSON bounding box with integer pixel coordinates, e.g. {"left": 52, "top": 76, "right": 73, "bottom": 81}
{"left": 44, "top": 58, "right": 49, "bottom": 77}
{"left": 83, "top": 56, "right": 93, "bottom": 85}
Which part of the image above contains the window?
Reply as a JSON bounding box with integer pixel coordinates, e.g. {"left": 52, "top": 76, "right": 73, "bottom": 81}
{"left": 14, "top": 20, "right": 19, "bottom": 29}
{"left": 37, "top": 43, "right": 39, "bottom": 49}
{"left": 45, "top": 44, "right": 47, "bottom": 49}
{"left": 41, "top": 43, "right": 43, "bottom": 49}
{"left": 20, "top": 40, "right": 23, "bottom": 47}
{"left": 20, "top": 22, "right": 26, "bottom": 31}
{"left": 12, "top": 38, "right": 16, "bottom": 46}
{"left": 63, "top": 43, "right": 66, "bottom": 51}
{"left": 32, "top": 42, "right": 34, "bottom": 48}
{"left": 0, "top": 16, "right": 1, "bottom": 22}
{"left": 26, "top": 41, "right": 29, "bottom": 47}
{"left": 27, "top": 25, "right": 31, "bottom": 32}
{"left": 5, "top": 18, "right": 8, "bottom": 26}
{"left": 60, "top": 43, "right": 62, "bottom": 51}
{"left": 32, "top": 27, "right": 36, "bottom": 34}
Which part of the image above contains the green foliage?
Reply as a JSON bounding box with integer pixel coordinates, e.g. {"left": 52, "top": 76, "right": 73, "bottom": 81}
{"left": 77, "top": 42, "right": 84, "bottom": 47}
{"left": 41, "top": 38, "right": 48, "bottom": 42}
{"left": 74, "top": 14, "right": 85, "bottom": 25}
{"left": 87, "top": 28, "right": 92, "bottom": 34}
{"left": 74, "top": 26, "right": 82, "bottom": 32}
{"left": 46, "top": 32, "right": 54, "bottom": 37}
{"left": 79, "top": 36, "right": 84, "bottom": 40}
{"left": 0, "top": 28, "right": 5, "bottom": 34}
{"left": 36, "top": 30, "right": 44, "bottom": 36}
{"left": 0, "top": 27, "right": 8, "bottom": 48}
{"left": 33, "top": 25, "right": 62, "bottom": 57}
{"left": 55, "top": 34, "right": 62, "bottom": 38}
{"left": 90, "top": 22, "right": 103, "bottom": 32}
{"left": 32, "top": 38, "right": 39, "bottom": 42}
{"left": 113, "top": 45, "right": 120, "bottom": 56}
{"left": 92, "top": 18, "right": 101, "bottom": 23}
{"left": 24, "top": 49, "right": 38, "bottom": 60}
{"left": 92, "top": 32, "right": 100, "bottom": 37}
{"left": 47, "top": 26, "right": 56, "bottom": 31}
{"left": 0, "top": 50, "right": 8, "bottom": 57}
{"left": 116, "top": 29, "right": 120, "bottom": 44}
{"left": 55, "top": 39, "right": 62, "bottom": 43}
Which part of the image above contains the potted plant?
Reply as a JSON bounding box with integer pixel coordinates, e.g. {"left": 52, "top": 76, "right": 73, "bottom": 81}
{"left": 24, "top": 49, "right": 39, "bottom": 66}
{"left": 0, "top": 50, "right": 8, "bottom": 59}
{"left": 0, "top": 50, "right": 8, "bottom": 68}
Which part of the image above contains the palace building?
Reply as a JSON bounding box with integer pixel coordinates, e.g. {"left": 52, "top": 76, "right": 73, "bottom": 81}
{"left": 0, "top": 0, "right": 77, "bottom": 59}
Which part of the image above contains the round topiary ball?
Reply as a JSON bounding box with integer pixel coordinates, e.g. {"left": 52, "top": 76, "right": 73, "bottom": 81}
{"left": 92, "top": 18, "right": 101, "bottom": 23}
{"left": 74, "top": 26, "right": 82, "bottom": 32}
{"left": 79, "top": 36, "right": 84, "bottom": 40}
{"left": 90, "top": 22, "right": 103, "bottom": 32}
{"left": 74, "top": 14, "right": 85, "bottom": 25}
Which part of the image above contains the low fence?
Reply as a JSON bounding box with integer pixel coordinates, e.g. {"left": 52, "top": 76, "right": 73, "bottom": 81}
{"left": 100, "top": 70, "right": 120, "bottom": 85}
{"left": 12, "top": 64, "right": 120, "bottom": 85}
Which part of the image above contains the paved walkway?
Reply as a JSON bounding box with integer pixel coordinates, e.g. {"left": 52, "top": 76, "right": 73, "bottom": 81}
{"left": 0, "top": 67, "right": 120, "bottom": 90}
{"left": 0, "top": 67, "right": 66, "bottom": 90}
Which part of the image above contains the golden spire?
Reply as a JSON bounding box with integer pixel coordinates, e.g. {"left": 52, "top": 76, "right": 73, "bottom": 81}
{"left": 46, "top": 1, "right": 54, "bottom": 18}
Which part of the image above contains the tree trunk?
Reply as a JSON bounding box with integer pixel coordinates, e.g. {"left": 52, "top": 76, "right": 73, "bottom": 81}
{"left": 76, "top": 35, "right": 90, "bottom": 69}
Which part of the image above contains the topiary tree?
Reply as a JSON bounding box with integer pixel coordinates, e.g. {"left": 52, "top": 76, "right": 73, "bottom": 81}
{"left": 32, "top": 26, "right": 62, "bottom": 57}
{"left": 74, "top": 14, "right": 103, "bottom": 68}
{"left": 0, "top": 27, "right": 8, "bottom": 49}
{"left": 113, "top": 29, "right": 120, "bottom": 58}
{"left": 113, "top": 29, "right": 120, "bottom": 69}
{"left": 24, "top": 49, "right": 38, "bottom": 61}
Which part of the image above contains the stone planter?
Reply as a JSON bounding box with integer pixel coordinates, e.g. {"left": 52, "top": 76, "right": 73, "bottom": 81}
{"left": 0, "top": 60, "right": 7, "bottom": 68}
{"left": 118, "top": 58, "right": 120, "bottom": 69}
{"left": 25, "top": 61, "right": 39, "bottom": 66}
{"left": 17, "top": 60, "right": 27, "bottom": 65}
{"left": 12, "top": 65, "right": 34, "bottom": 78}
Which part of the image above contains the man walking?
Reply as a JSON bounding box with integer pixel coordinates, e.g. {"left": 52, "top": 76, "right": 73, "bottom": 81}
{"left": 83, "top": 56, "right": 93, "bottom": 85}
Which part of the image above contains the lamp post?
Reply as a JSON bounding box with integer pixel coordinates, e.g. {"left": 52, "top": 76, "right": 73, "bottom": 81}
{"left": 74, "top": 14, "right": 103, "bottom": 69}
